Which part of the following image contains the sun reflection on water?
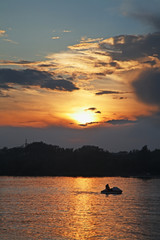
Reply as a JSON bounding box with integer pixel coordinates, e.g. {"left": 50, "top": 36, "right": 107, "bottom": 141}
{"left": 69, "top": 178, "right": 98, "bottom": 239}
{"left": 1, "top": 177, "right": 160, "bottom": 240}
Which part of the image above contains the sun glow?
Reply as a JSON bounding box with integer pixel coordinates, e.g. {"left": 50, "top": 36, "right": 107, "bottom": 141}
{"left": 72, "top": 109, "right": 96, "bottom": 125}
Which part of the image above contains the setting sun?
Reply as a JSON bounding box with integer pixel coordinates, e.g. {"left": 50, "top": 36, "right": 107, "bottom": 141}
{"left": 72, "top": 109, "right": 96, "bottom": 125}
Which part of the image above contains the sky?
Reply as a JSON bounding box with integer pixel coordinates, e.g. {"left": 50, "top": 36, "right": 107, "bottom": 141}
{"left": 0, "top": 0, "right": 160, "bottom": 151}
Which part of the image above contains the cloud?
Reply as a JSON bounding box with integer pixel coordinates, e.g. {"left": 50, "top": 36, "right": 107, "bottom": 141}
{"left": 85, "top": 107, "right": 97, "bottom": 111}
{"left": 3, "top": 38, "right": 18, "bottom": 44}
{"left": 0, "top": 60, "right": 55, "bottom": 69}
{"left": 0, "top": 83, "right": 13, "bottom": 90}
{"left": 84, "top": 107, "right": 101, "bottom": 114}
{"left": 0, "top": 30, "right": 6, "bottom": 37}
{"left": 1, "top": 30, "right": 160, "bottom": 126}
{"left": 132, "top": 68, "right": 160, "bottom": 106}
{"left": 80, "top": 37, "right": 104, "bottom": 43}
{"left": 2, "top": 32, "right": 160, "bottom": 82}
{"left": 0, "top": 60, "right": 36, "bottom": 65}
{"left": 79, "top": 121, "right": 99, "bottom": 127}
{"left": 106, "top": 119, "right": 137, "bottom": 125}
{"left": 113, "top": 96, "right": 127, "bottom": 100}
{"left": 122, "top": 0, "right": 160, "bottom": 30}
{"left": 99, "top": 32, "right": 160, "bottom": 61}
{"left": 68, "top": 41, "right": 99, "bottom": 50}
{"left": 46, "top": 31, "right": 159, "bottom": 87}
{"left": 130, "top": 11, "right": 160, "bottom": 30}
{"left": 96, "top": 90, "right": 124, "bottom": 95}
{"left": 52, "top": 36, "right": 60, "bottom": 40}
{"left": 143, "top": 60, "right": 156, "bottom": 66}
{"left": 0, "top": 29, "right": 18, "bottom": 44}
{"left": 41, "top": 79, "right": 79, "bottom": 91}
{"left": 0, "top": 69, "right": 79, "bottom": 93}
{"left": 0, "top": 90, "right": 10, "bottom": 98}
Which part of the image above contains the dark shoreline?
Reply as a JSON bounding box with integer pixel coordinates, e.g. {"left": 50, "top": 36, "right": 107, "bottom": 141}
{"left": 1, "top": 142, "right": 160, "bottom": 177}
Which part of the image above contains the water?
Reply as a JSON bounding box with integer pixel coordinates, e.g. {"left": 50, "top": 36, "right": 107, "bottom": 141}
{"left": 0, "top": 177, "right": 160, "bottom": 240}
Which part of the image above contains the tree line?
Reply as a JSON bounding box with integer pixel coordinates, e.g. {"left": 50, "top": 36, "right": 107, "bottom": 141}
{"left": 0, "top": 142, "right": 160, "bottom": 177}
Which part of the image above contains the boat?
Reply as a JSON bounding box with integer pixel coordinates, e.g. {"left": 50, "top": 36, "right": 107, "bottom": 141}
{"left": 101, "top": 187, "right": 122, "bottom": 194}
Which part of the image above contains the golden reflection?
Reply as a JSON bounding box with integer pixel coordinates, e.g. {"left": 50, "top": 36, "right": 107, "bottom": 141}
{"left": 74, "top": 177, "right": 93, "bottom": 190}
{"left": 64, "top": 178, "right": 99, "bottom": 240}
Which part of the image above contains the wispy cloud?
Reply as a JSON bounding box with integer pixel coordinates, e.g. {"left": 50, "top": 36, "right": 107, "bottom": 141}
{"left": 3, "top": 38, "right": 18, "bottom": 44}
{"left": 52, "top": 36, "right": 60, "bottom": 40}
{"left": 80, "top": 36, "right": 104, "bottom": 42}
{"left": 0, "top": 29, "right": 18, "bottom": 44}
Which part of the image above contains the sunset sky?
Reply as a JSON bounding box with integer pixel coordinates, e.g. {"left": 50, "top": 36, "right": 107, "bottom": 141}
{"left": 0, "top": 0, "right": 160, "bottom": 151}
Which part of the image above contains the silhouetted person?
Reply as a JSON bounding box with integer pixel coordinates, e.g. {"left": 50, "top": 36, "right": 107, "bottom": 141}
{"left": 105, "top": 184, "right": 110, "bottom": 191}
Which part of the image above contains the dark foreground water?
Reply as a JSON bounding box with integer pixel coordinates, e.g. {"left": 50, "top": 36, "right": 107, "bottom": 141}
{"left": 0, "top": 177, "right": 160, "bottom": 240}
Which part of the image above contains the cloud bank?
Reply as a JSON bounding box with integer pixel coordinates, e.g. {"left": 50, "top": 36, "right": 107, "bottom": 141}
{"left": 0, "top": 69, "right": 79, "bottom": 92}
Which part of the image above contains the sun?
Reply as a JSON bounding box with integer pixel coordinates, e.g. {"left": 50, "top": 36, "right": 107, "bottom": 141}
{"left": 72, "top": 110, "right": 96, "bottom": 125}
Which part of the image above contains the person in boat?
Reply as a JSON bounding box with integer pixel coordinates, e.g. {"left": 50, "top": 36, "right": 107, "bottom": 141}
{"left": 105, "top": 184, "right": 111, "bottom": 191}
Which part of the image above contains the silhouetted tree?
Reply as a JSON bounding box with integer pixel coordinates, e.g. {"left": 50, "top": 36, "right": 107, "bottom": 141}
{"left": 0, "top": 142, "right": 160, "bottom": 177}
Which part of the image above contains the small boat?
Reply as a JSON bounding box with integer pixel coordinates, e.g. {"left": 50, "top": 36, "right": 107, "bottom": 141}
{"left": 101, "top": 187, "right": 122, "bottom": 194}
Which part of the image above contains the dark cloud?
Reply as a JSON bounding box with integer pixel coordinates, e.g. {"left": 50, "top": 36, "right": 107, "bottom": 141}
{"left": 143, "top": 60, "right": 156, "bottom": 66}
{"left": 96, "top": 90, "right": 123, "bottom": 95}
{"left": 0, "top": 83, "right": 13, "bottom": 90}
{"left": 79, "top": 124, "right": 87, "bottom": 127}
{"left": 106, "top": 119, "right": 137, "bottom": 125}
{"left": 0, "top": 68, "right": 53, "bottom": 86}
{"left": 113, "top": 96, "right": 127, "bottom": 100}
{"left": 41, "top": 79, "right": 79, "bottom": 91}
{"left": 132, "top": 68, "right": 160, "bottom": 106}
{"left": 0, "top": 60, "right": 57, "bottom": 69}
{"left": 39, "top": 64, "right": 56, "bottom": 68}
{"left": 0, "top": 68, "right": 79, "bottom": 93}
{"left": 109, "top": 61, "right": 120, "bottom": 68}
{"left": 99, "top": 32, "right": 160, "bottom": 61}
{"left": 0, "top": 60, "right": 39, "bottom": 65}
{"left": 85, "top": 107, "right": 101, "bottom": 114}
{"left": 85, "top": 107, "right": 97, "bottom": 111}
{"left": 131, "top": 12, "right": 160, "bottom": 30}
{"left": 79, "top": 121, "right": 99, "bottom": 127}
{"left": 94, "top": 62, "right": 106, "bottom": 67}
